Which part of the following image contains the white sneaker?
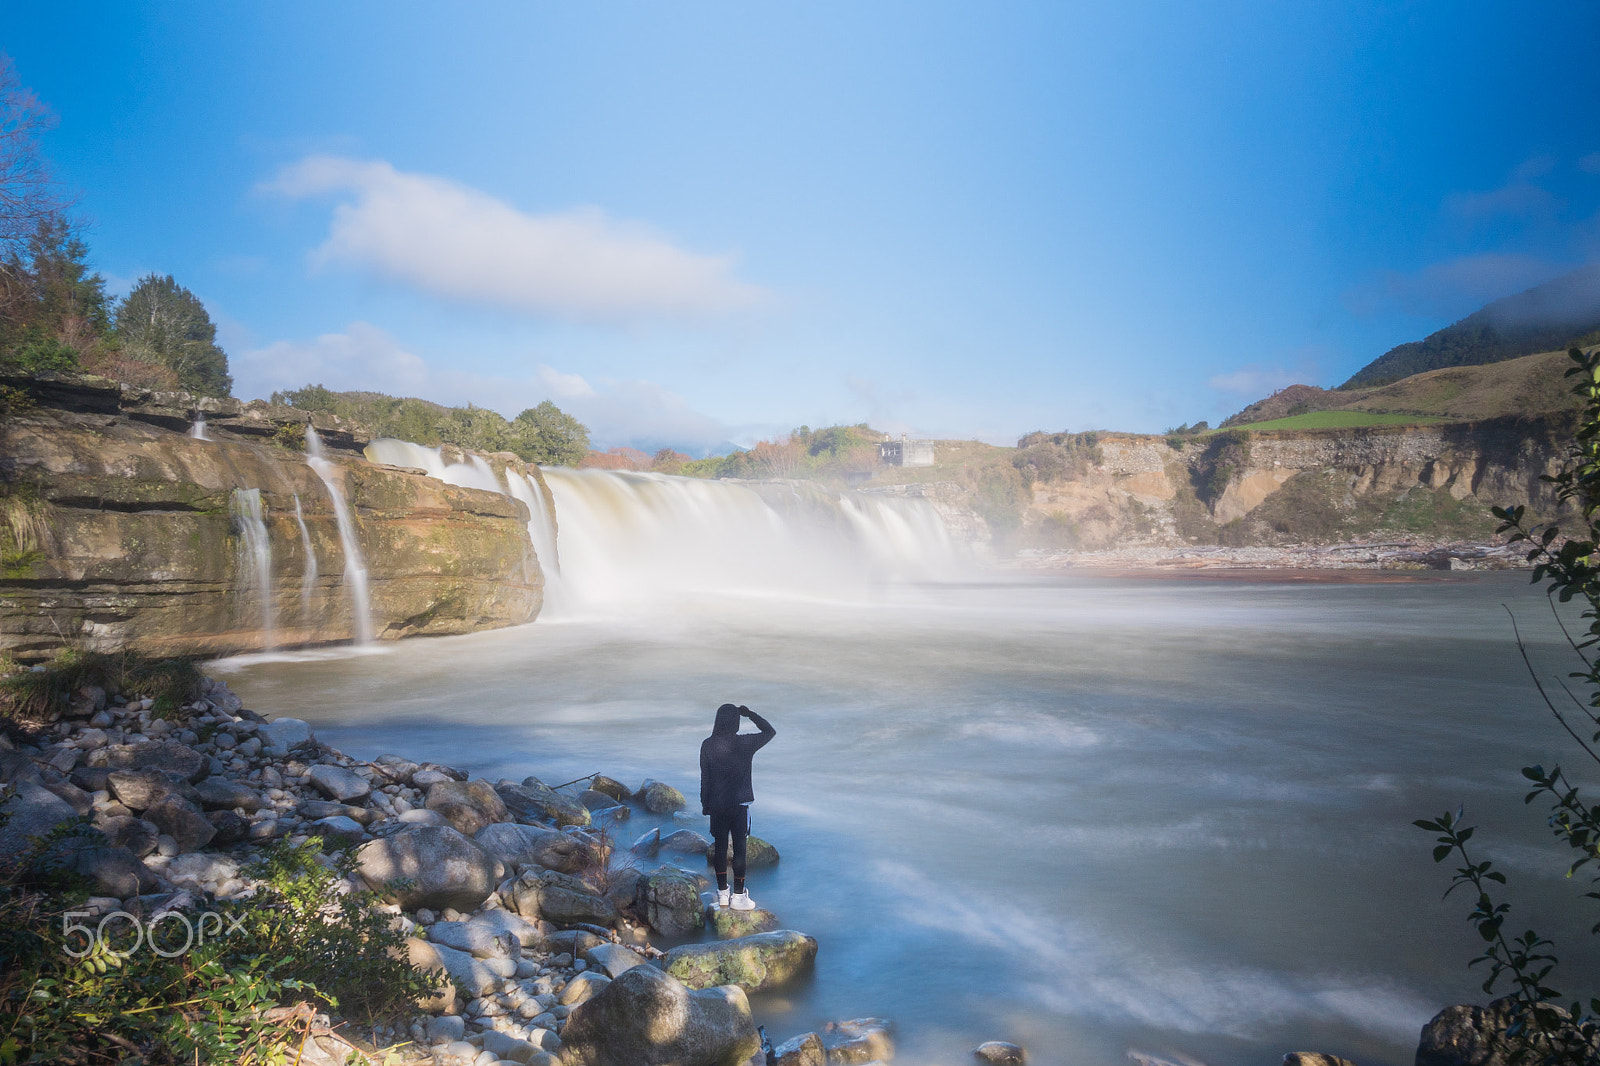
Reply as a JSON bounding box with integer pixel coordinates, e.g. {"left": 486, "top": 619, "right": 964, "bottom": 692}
{"left": 730, "top": 890, "right": 756, "bottom": 911}
{"left": 716, "top": 887, "right": 731, "bottom": 908}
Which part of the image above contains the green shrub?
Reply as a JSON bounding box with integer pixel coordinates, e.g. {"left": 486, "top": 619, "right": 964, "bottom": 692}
{"left": 0, "top": 650, "right": 204, "bottom": 725}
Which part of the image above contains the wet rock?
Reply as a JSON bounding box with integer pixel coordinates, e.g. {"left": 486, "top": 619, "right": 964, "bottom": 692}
{"left": 974, "top": 1040, "right": 1026, "bottom": 1065}
{"left": 662, "top": 930, "right": 818, "bottom": 992}
{"left": 636, "top": 868, "right": 706, "bottom": 937}
{"left": 97, "top": 814, "right": 159, "bottom": 857}
{"left": 662, "top": 829, "right": 711, "bottom": 853}
{"left": 773, "top": 1032, "right": 825, "bottom": 1066}
{"left": 578, "top": 789, "right": 618, "bottom": 811}
{"left": 142, "top": 794, "right": 216, "bottom": 852}
{"left": 509, "top": 868, "right": 618, "bottom": 927}
{"left": 426, "top": 779, "right": 510, "bottom": 836}
{"left": 106, "top": 769, "right": 200, "bottom": 812}
{"left": 475, "top": 822, "right": 607, "bottom": 874}
{"left": 638, "top": 779, "right": 687, "bottom": 815}
{"left": 560, "top": 964, "right": 759, "bottom": 1066}
{"left": 496, "top": 781, "right": 590, "bottom": 828}
{"left": 708, "top": 905, "right": 781, "bottom": 939}
{"left": 355, "top": 825, "right": 498, "bottom": 912}
{"left": 703, "top": 834, "right": 779, "bottom": 869}
{"left": 193, "top": 777, "right": 266, "bottom": 812}
{"left": 588, "top": 775, "right": 632, "bottom": 803}
{"left": 89, "top": 741, "right": 209, "bottom": 783}
{"left": 630, "top": 826, "right": 661, "bottom": 857}
{"left": 299, "top": 799, "right": 378, "bottom": 825}
{"left": 822, "top": 1019, "right": 895, "bottom": 1065}
{"left": 307, "top": 764, "right": 371, "bottom": 803}
{"left": 583, "top": 942, "right": 648, "bottom": 979}
{"left": 260, "top": 718, "right": 314, "bottom": 756}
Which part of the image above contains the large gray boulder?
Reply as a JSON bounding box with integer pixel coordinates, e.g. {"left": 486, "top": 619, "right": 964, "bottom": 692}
{"left": 708, "top": 905, "right": 780, "bottom": 939}
{"left": 89, "top": 741, "right": 210, "bottom": 784}
{"left": 193, "top": 777, "right": 266, "bottom": 812}
{"left": 703, "top": 834, "right": 780, "bottom": 868}
{"left": 559, "top": 964, "right": 759, "bottom": 1066}
{"left": 106, "top": 769, "right": 199, "bottom": 812}
{"left": 638, "top": 779, "right": 687, "bottom": 814}
{"left": 71, "top": 844, "right": 166, "bottom": 897}
{"left": 259, "top": 718, "right": 314, "bottom": 756}
{"left": 508, "top": 867, "right": 617, "bottom": 927}
{"left": 823, "top": 1019, "right": 895, "bottom": 1064}
{"left": 355, "top": 825, "right": 498, "bottom": 912}
{"left": 307, "top": 764, "right": 371, "bottom": 803}
{"left": 1411, "top": 998, "right": 1595, "bottom": 1066}
{"left": 495, "top": 781, "right": 590, "bottom": 827}
{"left": 773, "top": 1032, "right": 825, "bottom": 1066}
{"left": 662, "top": 931, "right": 818, "bottom": 992}
{"left": 582, "top": 942, "right": 648, "bottom": 979}
{"left": 97, "top": 814, "right": 159, "bottom": 857}
{"left": 299, "top": 799, "right": 378, "bottom": 825}
{"left": 474, "top": 822, "right": 607, "bottom": 875}
{"left": 142, "top": 795, "right": 216, "bottom": 852}
{"left": 636, "top": 868, "right": 706, "bottom": 937}
{"left": 425, "top": 779, "right": 510, "bottom": 836}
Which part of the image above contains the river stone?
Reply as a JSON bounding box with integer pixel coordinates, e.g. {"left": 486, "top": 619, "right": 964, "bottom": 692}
{"left": 72, "top": 844, "right": 165, "bottom": 897}
{"left": 142, "top": 794, "right": 216, "bottom": 852}
{"left": 823, "top": 1019, "right": 894, "bottom": 1064}
{"left": 42, "top": 777, "right": 94, "bottom": 815}
{"left": 69, "top": 766, "right": 111, "bottom": 792}
{"left": 509, "top": 868, "right": 617, "bottom": 927}
{"left": 661, "top": 829, "right": 711, "bottom": 853}
{"left": 588, "top": 775, "right": 631, "bottom": 803}
{"left": 630, "top": 826, "right": 661, "bottom": 857}
{"left": 206, "top": 809, "right": 250, "bottom": 845}
{"left": 373, "top": 754, "right": 420, "bottom": 784}
{"left": 260, "top": 718, "right": 314, "bottom": 756}
{"left": 426, "top": 779, "right": 510, "bottom": 836}
{"left": 636, "top": 868, "right": 706, "bottom": 937}
{"left": 1412, "top": 996, "right": 1583, "bottom": 1066}
{"left": 638, "top": 780, "right": 687, "bottom": 814}
{"left": 703, "top": 834, "right": 780, "bottom": 868}
{"left": 401, "top": 937, "right": 459, "bottom": 1014}
{"left": 463, "top": 908, "right": 545, "bottom": 951}
{"left": 545, "top": 929, "right": 607, "bottom": 958}
{"left": 397, "top": 808, "right": 448, "bottom": 826}
{"left": 560, "top": 964, "right": 760, "bottom": 1066}
{"left": 106, "top": 769, "right": 200, "bottom": 812}
{"left": 427, "top": 919, "right": 518, "bottom": 959}
{"left": 1281, "top": 1056, "right": 1353, "bottom": 1066}
{"left": 192, "top": 777, "right": 266, "bottom": 812}
{"left": 308, "top": 764, "right": 371, "bottom": 803}
{"left": 475, "top": 822, "right": 606, "bottom": 875}
{"left": 495, "top": 782, "right": 590, "bottom": 828}
{"left": 355, "top": 825, "right": 498, "bottom": 912}
{"left": 97, "top": 814, "right": 159, "bottom": 857}
{"left": 662, "top": 930, "right": 818, "bottom": 992}
{"left": 309, "top": 815, "right": 366, "bottom": 848}
{"left": 578, "top": 789, "right": 618, "bottom": 811}
{"left": 411, "top": 769, "right": 453, "bottom": 789}
{"left": 90, "top": 741, "right": 209, "bottom": 784}
{"left": 559, "top": 971, "right": 612, "bottom": 1007}
{"left": 299, "top": 799, "right": 379, "bottom": 825}
{"left": 412, "top": 938, "right": 507, "bottom": 997}
{"left": 773, "top": 1032, "right": 825, "bottom": 1066}
{"left": 708, "top": 905, "right": 781, "bottom": 938}
{"left": 582, "top": 942, "right": 648, "bottom": 979}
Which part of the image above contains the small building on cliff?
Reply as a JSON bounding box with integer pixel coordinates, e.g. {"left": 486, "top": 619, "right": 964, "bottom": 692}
{"left": 879, "top": 435, "right": 935, "bottom": 467}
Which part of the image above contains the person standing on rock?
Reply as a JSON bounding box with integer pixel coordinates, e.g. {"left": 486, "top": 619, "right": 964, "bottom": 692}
{"left": 700, "top": 702, "right": 776, "bottom": 911}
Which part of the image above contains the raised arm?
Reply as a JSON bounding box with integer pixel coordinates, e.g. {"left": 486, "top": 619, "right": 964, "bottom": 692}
{"left": 739, "top": 706, "right": 775, "bottom": 750}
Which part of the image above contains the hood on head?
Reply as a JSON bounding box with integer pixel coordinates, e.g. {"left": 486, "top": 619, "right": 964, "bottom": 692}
{"left": 713, "top": 703, "right": 742, "bottom": 735}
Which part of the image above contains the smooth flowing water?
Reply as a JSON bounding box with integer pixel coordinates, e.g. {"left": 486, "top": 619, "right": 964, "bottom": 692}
{"left": 216, "top": 569, "right": 1597, "bottom": 1066}
{"left": 227, "top": 487, "right": 275, "bottom": 648}
{"left": 306, "top": 428, "right": 373, "bottom": 643}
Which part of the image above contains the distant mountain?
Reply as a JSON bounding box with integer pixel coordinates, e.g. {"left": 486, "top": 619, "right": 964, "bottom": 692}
{"left": 1340, "top": 262, "right": 1600, "bottom": 389}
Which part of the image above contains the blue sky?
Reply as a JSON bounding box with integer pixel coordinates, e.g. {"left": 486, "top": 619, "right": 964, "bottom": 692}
{"left": 7, "top": 2, "right": 1600, "bottom": 452}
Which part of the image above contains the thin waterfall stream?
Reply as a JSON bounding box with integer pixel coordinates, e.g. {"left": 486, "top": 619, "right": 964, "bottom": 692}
{"left": 228, "top": 487, "right": 275, "bottom": 649}
{"left": 306, "top": 428, "right": 373, "bottom": 644}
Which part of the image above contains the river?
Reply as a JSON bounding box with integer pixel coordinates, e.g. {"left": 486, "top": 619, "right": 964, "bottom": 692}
{"left": 214, "top": 563, "right": 1597, "bottom": 1066}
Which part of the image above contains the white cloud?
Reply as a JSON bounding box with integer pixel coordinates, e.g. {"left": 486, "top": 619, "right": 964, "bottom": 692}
{"left": 236, "top": 322, "right": 429, "bottom": 396}
{"left": 536, "top": 365, "right": 597, "bottom": 399}
{"left": 263, "top": 156, "right": 768, "bottom": 320}
{"left": 1346, "top": 253, "right": 1560, "bottom": 320}
{"left": 1206, "top": 354, "right": 1322, "bottom": 398}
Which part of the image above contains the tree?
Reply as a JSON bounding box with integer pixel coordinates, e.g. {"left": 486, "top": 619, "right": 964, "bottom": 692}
{"left": 114, "top": 274, "right": 232, "bottom": 397}
{"left": 1416, "top": 346, "right": 1600, "bottom": 1065}
{"left": 0, "top": 54, "right": 61, "bottom": 259}
{"left": 512, "top": 401, "right": 590, "bottom": 466}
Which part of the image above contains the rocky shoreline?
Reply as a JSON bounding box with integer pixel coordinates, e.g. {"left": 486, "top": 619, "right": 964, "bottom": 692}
{"left": 0, "top": 671, "right": 1518, "bottom": 1066}
{"left": 1009, "top": 538, "right": 1531, "bottom": 574}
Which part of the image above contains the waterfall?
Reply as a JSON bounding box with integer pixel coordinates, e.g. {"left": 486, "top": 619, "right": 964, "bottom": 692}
{"left": 228, "top": 488, "right": 275, "bottom": 648}
{"left": 306, "top": 428, "right": 373, "bottom": 644}
{"left": 189, "top": 416, "right": 209, "bottom": 440}
{"left": 292, "top": 493, "right": 318, "bottom": 627}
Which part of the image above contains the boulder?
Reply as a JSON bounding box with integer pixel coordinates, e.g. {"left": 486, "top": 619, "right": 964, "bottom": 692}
{"left": 579, "top": 789, "right": 618, "bottom": 811}
{"left": 299, "top": 799, "right": 379, "bottom": 826}
{"left": 142, "top": 795, "right": 216, "bottom": 852}
{"left": 426, "top": 779, "right": 510, "bottom": 836}
{"left": 773, "top": 1033, "right": 825, "bottom": 1066}
{"left": 559, "top": 971, "right": 611, "bottom": 1007}
{"left": 97, "top": 814, "right": 159, "bottom": 857}
{"left": 72, "top": 844, "right": 165, "bottom": 897}
{"left": 974, "top": 1040, "right": 1026, "bottom": 1065}
{"left": 1281, "top": 1057, "right": 1351, "bottom": 1066}
{"left": 636, "top": 868, "right": 706, "bottom": 937}
{"left": 545, "top": 928, "right": 607, "bottom": 958}
{"left": 260, "top": 718, "right": 314, "bottom": 756}
{"left": 397, "top": 808, "right": 447, "bottom": 826}
{"left": 704, "top": 834, "right": 779, "bottom": 868}
{"left": 355, "top": 825, "right": 498, "bottom": 912}
{"left": 308, "top": 815, "right": 366, "bottom": 848}
{"left": 0, "top": 751, "right": 42, "bottom": 785}
{"left": 400, "top": 937, "right": 458, "bottom": 1014}
{"left": 495, "top": 781, "right": 590, "bottom": 827}
{"left": 307, "top": 764, "right": 371, "bottom": 804}
{"left": 410, "top": 769, "right": 453, "bottom": 789}
{"left": 462, "top": 908, "right": 545, "bottom": 951}
{"left": 661, "top": 829, "right": 711, "bottom": 853}
{"left": 708, "top": 905, "right": 781, "bottom": 939}
{"left": 662, "top": 931, "right": 818, "bottom": 992}
{"left": 588, "top": 775, "right": 632, "bottom": 803}
{"left": 559, "top": 964, "right": 760, "bottom": 1066}
{"left": 1411, "top": 997, "right": 1594, "bottom": 1066}
{"left": 89, "top": 741, "right": 209, "bottom": 783}
{"left": 372, "top": 754, "right": 420, "bottom": 784}
{"left": 165, "top": 852, "right": 242, "bottom": 892}
{"left": 582, "top": 942, "right": 648, "bottom": 979}
{"left": 639, "top": 780, "right": 688, "bottom": 814}
{"left": 107, "top": 769, "right": 200, "bottom": 812}
{"left": 631, "top": 826, "right": 661, "bottom": 857}
{"left": 509, "top": 868, "right": 618, "bottom": 927}
{"left": 41, "top": 778, "right": 94, "bottom": 815}
{"left": 822, "top": 1019, "right": 895, "bottom": 1065}
{"left": 406, "top": 937, "right": 506, "bottom": 997}
{"left": 474, "top": 822, "right": 607, "bottom": 875}
{"left": 427, "top": 919, "right": 519, "bottom": 959}
{"left": 193, "top": 777, "right": 266, "bottom": 812}
{"left": 206, "top": 810, "right": 250, "bottom": 845}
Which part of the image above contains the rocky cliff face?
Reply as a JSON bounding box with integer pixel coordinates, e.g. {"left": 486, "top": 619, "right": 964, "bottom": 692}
{"left": 1021, "top": 415, "right": 1574, "bottom": 550}
{"left": 1, "top": 379, "right": 544, "bottom": 659}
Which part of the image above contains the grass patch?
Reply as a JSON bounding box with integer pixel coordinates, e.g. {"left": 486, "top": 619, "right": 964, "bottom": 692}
{"left": 0, "top": 649, "right": 205, "bottom": 725}
{"left": 1224, "top": 411, "right": 1447, "bottom": 432}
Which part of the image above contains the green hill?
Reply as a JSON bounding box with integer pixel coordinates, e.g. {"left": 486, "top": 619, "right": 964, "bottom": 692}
{"left": 1340, "top": 262, "right": 1600, "bottom": 388}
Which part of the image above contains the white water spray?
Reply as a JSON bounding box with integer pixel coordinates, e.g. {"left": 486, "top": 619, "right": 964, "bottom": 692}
{"left": 228, "top": 488, "right": 275, "bottom": 648}
{"left": 292, "top": 493, "right": 318, "bottom": 627}
{"left": 306, "top": 428, "right": 373, "bottom": 644}
{"left": 188, "top": 416, "right": 209, "bottom": 440}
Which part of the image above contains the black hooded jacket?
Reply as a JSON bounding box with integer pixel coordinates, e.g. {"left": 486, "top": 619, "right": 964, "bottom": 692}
{"left": 699, "top": 704, "right": 776, "bottom": 814}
